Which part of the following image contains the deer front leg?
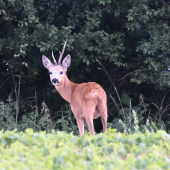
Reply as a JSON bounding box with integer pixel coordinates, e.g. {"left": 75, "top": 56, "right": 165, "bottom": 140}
{"left": 76, "top": 117, "right": 84, "bottom": 136}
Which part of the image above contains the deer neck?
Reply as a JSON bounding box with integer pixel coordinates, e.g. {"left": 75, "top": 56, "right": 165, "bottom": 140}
{"left": 55, "top": 75, "right": 77, "bottom": 103}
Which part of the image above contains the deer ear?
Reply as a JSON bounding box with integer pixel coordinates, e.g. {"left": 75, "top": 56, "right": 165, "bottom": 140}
{"left": 62, "top": 54, "right": 71, "bottom": 70}
{"left": 42, "top": 55, "right": 52, "bottom": 70}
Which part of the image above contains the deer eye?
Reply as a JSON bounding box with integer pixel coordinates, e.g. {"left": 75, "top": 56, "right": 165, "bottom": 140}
{"left": 60, "top": 71, "right": 63, "bottom": 75}
{"left": 49, "top": 72, "right": 52, "bottom": 74}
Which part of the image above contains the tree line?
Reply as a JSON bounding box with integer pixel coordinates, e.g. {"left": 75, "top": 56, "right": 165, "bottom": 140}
{"left": 0, "top": 0, "right": 170, "bottom": 133}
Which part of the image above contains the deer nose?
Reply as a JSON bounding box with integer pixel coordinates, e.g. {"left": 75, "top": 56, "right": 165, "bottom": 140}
{"left": 52, "top": 78, "right": 59, "bottom": 84}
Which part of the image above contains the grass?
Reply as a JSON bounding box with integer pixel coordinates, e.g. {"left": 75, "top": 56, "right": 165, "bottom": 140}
{"left": 0, "top": 128, "right": 170, "bottom": 170}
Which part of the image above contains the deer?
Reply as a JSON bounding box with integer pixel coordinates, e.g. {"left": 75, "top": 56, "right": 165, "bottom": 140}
{"left": 42, "top": 42, "right": 107, "bottom": 136}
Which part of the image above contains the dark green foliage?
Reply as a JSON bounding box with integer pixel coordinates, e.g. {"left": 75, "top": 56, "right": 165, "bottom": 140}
{"left": 0, "top": 95, "right": 79, "bottom": 134}
{"left": 1, "top": 0, "right": 170, "bottom": 133}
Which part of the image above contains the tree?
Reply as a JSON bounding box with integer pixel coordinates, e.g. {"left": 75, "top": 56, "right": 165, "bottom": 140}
{"left": 1, "top": 0, "right": 170, "bottom": 132}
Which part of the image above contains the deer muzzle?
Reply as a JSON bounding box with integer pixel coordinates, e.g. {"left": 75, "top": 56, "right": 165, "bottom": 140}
{"left": 52, "top": 78, "right": 59, "bottom": 84}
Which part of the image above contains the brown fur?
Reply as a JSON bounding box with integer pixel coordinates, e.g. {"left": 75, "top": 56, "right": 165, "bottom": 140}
{"left": 56, "top": 76, "right": 107, "bottom": 136}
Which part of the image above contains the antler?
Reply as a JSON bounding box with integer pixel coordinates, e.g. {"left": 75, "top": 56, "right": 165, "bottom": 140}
{"left": 52, "top": 51, "right": 57, "bottom": 65}
{"left": 58, "top": 41, "right": 67, "bottom": 65}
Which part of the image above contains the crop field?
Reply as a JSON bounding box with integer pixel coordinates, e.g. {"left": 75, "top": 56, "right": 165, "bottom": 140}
{"left": 0, "top": 129, "right": 170, "bottom": 170}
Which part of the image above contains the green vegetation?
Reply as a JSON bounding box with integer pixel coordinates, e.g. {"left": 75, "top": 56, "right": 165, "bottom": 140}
{"left": 0, "top": 129, "right": 170, "bottom": 170}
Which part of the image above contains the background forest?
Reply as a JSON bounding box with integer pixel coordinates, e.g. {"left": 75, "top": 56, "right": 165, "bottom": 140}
{"left": 1, "top": 0, "right": 170, "bottom": 134}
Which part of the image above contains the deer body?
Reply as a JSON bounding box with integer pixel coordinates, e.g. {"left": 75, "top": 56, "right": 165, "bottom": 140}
{"left": 42, "top": 42, "right": 107, "bottom": 136}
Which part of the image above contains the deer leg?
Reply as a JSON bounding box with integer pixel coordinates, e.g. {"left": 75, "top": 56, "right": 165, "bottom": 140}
{"left": 97, "top": 103, "right": 107, "bottom": 133}
{"left": 101, "top": 116, "right": 107, "bottom": 133}
{"left": 76, "top": 117, "right": 84, "bottom": 136}
{"left": 85, "top": 116, "right": 95, "bottom": 136}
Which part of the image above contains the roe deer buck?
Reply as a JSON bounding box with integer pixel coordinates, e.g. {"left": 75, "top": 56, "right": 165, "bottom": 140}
{"left": 42, "top": 42, "right": 107, "bottom": 136}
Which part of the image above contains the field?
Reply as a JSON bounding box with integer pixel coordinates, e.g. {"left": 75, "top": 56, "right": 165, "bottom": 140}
{"left": 0, "top": 129, "right": 170, "bottom": 170}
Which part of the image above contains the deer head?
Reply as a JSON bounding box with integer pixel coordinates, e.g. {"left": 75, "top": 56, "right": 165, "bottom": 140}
{"left": 42, "top": 42, "right": 71, "bottom": 86}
